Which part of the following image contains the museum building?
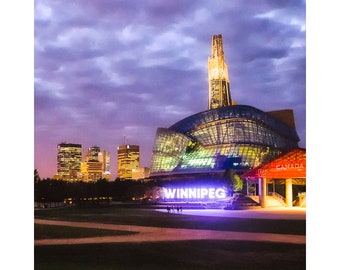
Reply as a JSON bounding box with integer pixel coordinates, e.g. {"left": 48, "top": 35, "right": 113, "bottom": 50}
{"left": 148, "top": 34, "right": 305, "bottom": 208}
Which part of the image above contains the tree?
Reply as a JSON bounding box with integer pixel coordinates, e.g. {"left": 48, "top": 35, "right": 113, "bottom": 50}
{"left": 34, "top": 169, "right": 41, "bottom": 184}
{"left": 232, "top": 173, "right": 243, "bottom": 192}
{"left": 34, "top": 169, "right": 42, "bottom": 202}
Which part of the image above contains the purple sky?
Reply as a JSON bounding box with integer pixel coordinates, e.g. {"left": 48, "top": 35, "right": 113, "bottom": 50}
{"left": 34, "top": 0, "right": 306, "bottom": 180}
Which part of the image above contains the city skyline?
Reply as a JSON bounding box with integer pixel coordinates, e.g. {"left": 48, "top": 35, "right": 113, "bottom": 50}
{"left": 34, "top": 1, "right": 306, "bottom": 179}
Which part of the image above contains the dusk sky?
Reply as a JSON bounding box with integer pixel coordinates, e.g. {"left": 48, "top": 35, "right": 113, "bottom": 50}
{"left": 34, "top": 0, "right": 306, "bottom": 180}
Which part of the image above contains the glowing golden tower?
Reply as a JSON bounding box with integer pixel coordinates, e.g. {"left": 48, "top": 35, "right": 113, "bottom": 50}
{"left": 208, "top": 34, "right": 232, "bottom": 109}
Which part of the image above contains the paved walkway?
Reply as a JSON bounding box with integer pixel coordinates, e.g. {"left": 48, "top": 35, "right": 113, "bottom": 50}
{"left": 156, "top": 207, "right": 306, "bottom": 220}
{"left": 34, "top": 208, "right": 306, "bottom": 246}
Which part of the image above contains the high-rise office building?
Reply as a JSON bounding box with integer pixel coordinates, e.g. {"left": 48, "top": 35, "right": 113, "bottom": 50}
{"left": 57, "top": 142, "right": 82, "bottom": 181}
{"left": 98, "top": 150, "right": 111, "bottom": 180}
{"left": 81, "top": 161, "right": 104, "bottom": 182}
{"left": 208, "top": 34, "right": 232, "bottom": 109}
{"left": 82, "top": 146, "right": 111, "bottom": 181}
{"left": 117, "top": 144, "right": 140, "bottom": 180}
{"left": 84, "top": 146, "right": 100, "bottom": 162}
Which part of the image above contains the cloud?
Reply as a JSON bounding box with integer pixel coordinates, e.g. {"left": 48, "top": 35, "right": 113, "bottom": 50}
{"left": 34, "top": 0, "right": 306, "bottom": 179}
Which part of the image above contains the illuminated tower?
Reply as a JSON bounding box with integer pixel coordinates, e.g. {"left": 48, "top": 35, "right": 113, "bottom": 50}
{"left": 57, "top": 142, "right": 82, "bottom": 181}
{"left": 117, "top": 144, "right": 140, "bottom": 180}
{"left": 208, "top": 34, "right": 232, "bottom": 109}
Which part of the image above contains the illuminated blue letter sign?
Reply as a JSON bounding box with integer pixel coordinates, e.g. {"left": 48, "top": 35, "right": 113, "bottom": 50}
{"left": 163, "top": 188, "right": 226, "bottom": 200}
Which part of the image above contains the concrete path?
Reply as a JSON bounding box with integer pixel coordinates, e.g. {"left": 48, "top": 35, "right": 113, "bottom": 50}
{"left": 156, "top": 207, "right": 306, "bottom": 220}
{"left": 34, "top": 216, "right": 306, "bottom": 246}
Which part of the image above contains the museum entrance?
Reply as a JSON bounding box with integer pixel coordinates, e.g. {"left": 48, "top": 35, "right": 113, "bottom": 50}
{"left": 242, "top": 148, "right": 306, "bottom": 208}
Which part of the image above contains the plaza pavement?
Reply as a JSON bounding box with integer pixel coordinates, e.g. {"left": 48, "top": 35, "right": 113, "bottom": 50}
{"left": 34, "top": 207, "right": 306, "bottom": 246}
{"left": 156, "top": 206, "right": 306, "bottom": 220}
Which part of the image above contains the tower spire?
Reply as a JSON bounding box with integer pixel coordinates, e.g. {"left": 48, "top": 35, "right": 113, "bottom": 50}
{"left": 208, "top": 34, "right": 232, "bottom": 109}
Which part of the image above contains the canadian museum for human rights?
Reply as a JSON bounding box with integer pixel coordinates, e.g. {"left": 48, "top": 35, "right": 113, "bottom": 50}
{"left": 148, "top": 34, "right": 306, "bottom": 209}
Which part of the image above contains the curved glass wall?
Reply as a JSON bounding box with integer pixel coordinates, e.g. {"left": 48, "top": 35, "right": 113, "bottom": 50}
{"left": 170, "top": 105, "right": 299, "bottom": 142}
{"left": 188, "top": 118, "right": 296, "bottom": 149}
{"left": 150, "top": 105, "right": 299, "bottom": 175}
{"left": 150, "top": 128, "right": 191, "bottom": 173}
{"left": 175, "top": 143, "right": 282, "bottom": 172}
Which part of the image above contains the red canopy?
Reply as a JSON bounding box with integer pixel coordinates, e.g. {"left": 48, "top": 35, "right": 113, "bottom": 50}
{"left": 242, "top": 148, "right": 306, "bottom": 179}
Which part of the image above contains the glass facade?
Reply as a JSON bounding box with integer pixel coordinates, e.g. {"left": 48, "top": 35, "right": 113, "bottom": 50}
{"left": 98, "top": 150, "right": 111, "bottom": 179}
{"left": 150, "top": 105, "right": 299, "bottom": 176}
{"left": 57, "top": 143, "right": 82, "bottom": 180}
{"left": 85, "top": 146, "right": 100, "bottom": 162}
{"left": 151, "top": 128, "right": 191, "bottom": 173}
{"left": 117, "top": 144, "right": 140, "bottom": 180}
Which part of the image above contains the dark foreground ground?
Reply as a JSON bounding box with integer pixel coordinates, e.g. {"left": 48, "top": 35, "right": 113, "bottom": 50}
{"left": 35, "top": 240, "right": 305, "bottom": 270}
{"left": 34, "top": 205, "right": 306, "bottom": 270}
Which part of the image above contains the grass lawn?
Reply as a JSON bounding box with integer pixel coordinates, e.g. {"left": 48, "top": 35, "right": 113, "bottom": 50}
{"left": 35, "top": 240, "right": 305, "bottom": 270}
{"left": 34, "top": 205, "right": 306, "bottom": 270}
{"left": 34, "top": 205, "right": 306, "bottom": 235}
{"left": 35, "top": 224, "right": 137, "bottom": 240}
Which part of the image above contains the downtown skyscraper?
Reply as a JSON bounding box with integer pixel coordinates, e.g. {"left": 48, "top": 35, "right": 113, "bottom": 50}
{"left": 82, "top": 146, "right": 111, "bottom": 181}
{"left": 117, "top": 144, "right": 140, "bottom": 180}
{"left": 98, "top": 149, "right": 111, "bottom": 180}
{"left": 57, "top": 142, "right": 82, "bottom": 181}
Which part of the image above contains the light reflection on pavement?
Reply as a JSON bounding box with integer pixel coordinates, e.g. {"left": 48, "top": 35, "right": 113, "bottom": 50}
{"left": 155, "top": 207, "right": 306, "bottom": 220}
